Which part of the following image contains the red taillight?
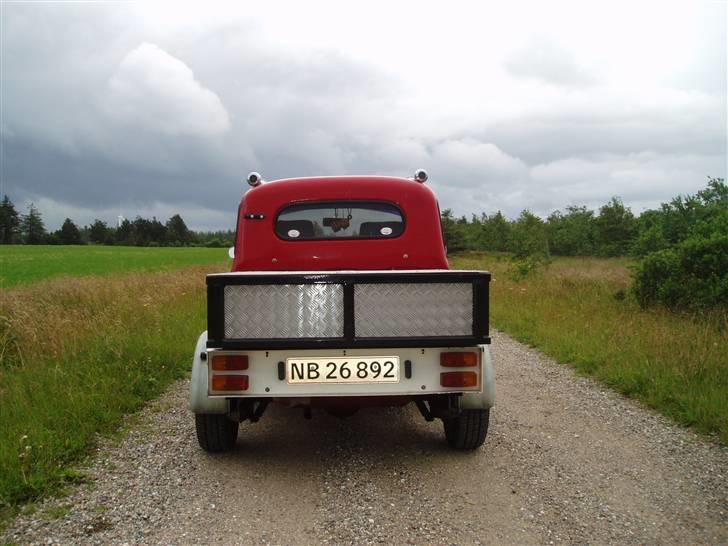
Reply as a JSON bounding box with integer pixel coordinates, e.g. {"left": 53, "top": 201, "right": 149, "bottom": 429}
{"left": 440, "top": 371, "right": 478, "bottom": 388}
{"left": 211, "top": 354, "right": 249, "bottom": 371}
{"left": 440, "top": 351, "right": 478, "bottom": 367}
{"left": 212, "top": 375, "right": 249, "bottom": 391}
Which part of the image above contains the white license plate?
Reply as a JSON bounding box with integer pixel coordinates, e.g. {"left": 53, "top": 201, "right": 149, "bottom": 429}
{"left": 286, "top": 356, "right": 400, "bottom": 384}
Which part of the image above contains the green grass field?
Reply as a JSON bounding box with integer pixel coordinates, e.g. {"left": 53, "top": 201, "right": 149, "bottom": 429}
{"left": 451, "top": 252, "right": 728, "bottom": 444}
{"left": 0, "top": 265, "right": 219, "bottom": 520}
{"left": 0, "top": 246, "right": 230, "bottom": 520}
{"left": 1, "top": 247, "right": 725, "bottom": 525}
{"left": 0, "top": 245, "right": 230, "bottom": 288}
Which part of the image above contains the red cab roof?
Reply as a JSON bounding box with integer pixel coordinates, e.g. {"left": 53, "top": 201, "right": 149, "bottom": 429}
{"left": 232, "top": 176, "right": 448, "bottom": 271}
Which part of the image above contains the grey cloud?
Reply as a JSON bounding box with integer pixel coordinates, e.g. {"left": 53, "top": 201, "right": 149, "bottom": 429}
{"left": 1, "top": 3, "right": 725, "bottom": 230}
{"left": 17, "top": 194, "right": 236, "bottom": 234}
{"left": 473, "top": 100, "right": 725, "bottom": 167}
{"left": 2, "top": 3, "right": 133, "bottom": 154}
{"left": 3, "top": 137, "right": 241, "bottom": 217}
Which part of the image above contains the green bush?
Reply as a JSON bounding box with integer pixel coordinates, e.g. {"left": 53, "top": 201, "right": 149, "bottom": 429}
{"left": 633, "top": 234, "right": 728, "bottom": 309}
{"left": 509, "top": 210, "right": 550, "bottom": 259}
{"left": 509, "top": 254, "right": 550, "bottom": 281}
{"left": 631, "top": 221, "right": 668, "bottom": 257}
{"left": 632, "top": 180, "right": 727, "bottom": 310}
{"left": 595, "top": 197, "right": 637, "bottom": 257}
{"left": 205, "top": 237, "right": 226, "bottom": 248}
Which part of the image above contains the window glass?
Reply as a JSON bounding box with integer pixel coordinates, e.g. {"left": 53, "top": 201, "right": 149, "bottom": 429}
{"left": 275, "top": 202, "right": 404, "bottom": 240}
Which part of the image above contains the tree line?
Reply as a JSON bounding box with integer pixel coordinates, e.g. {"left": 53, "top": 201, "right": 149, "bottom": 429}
{"left": 439, "top": 176, "right": 726, "bottom": 310}
{"left": 0, "top": 199, "right": 234, "bottom": 247}
{"left": 440, "top": 177, "right": 725, "bottom": 258}
{"left": 1, "top": 177, "right": 724, "bottom": 309}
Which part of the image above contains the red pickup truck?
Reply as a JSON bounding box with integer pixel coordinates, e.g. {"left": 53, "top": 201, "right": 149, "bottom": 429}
{"left": 190, "top": 170, "right": 495, "bottom": 451}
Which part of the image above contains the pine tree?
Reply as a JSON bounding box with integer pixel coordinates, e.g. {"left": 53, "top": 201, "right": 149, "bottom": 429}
{"left": 166, "top": 214, "right": 191, "bottom": 245}
{"left": 20, "top": 203, "right": 47, "bottom": 244}
{"left": 88, "top": 219, "right": 110, "bottom": 244}
{"left": 116, "top": 219, "right": 133, "bottom": 245}
{"left": 0, "top": 195, "right": 20, "bottom": 244}
{"left": 58, "top": 218, "right": 82, "bottom": 245}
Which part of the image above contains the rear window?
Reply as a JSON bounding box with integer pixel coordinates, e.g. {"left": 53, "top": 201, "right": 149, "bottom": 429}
{"left": 275, "top": 201, "right": 404, "bottom": 240}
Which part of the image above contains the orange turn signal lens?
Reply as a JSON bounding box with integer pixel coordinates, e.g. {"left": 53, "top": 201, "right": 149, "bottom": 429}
{"left": 440, "top": 351, "right": 478, "bottom": 367}
{"left": 211, "top": 354, "right": 249, "bottom": 371}
{"left": 212, "top": 374, "right": 249, "bottom": 391}
{"left": 440, "top": 371, "right": 478, "bottom": 388}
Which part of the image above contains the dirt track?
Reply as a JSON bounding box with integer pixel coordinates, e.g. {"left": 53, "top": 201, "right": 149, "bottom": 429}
{"left": 3, "top": 331, "right": 727, "bottom": 545}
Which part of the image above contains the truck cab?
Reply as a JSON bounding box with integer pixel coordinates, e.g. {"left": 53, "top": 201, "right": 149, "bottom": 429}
{"left": 190, "top": 171, "right": 495, "bottom": 451}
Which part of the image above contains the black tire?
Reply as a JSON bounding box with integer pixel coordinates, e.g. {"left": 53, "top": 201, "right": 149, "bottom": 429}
{"left": 443, "top": 408, "right": 489, "bottom": 450}
{"left": 195, "top": 413, "right": 239, "bottom": 452}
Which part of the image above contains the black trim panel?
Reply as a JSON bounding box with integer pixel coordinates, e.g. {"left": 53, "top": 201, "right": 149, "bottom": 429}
{"left": 207, "top": 270, "right": 489, "bottom": 285}
{"left": 343, "top": 282, "right": 355, "bottom": 340}
{"left": 206, "top": 271, "right": 491, "bottom": 350}
{"left": 209, "top": 336, "right": 491, "bottom": 350}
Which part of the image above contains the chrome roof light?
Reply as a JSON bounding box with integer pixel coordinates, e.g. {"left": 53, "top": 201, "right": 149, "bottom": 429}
{"left": 247, "top": 172, "right": 263, "bottom": 187}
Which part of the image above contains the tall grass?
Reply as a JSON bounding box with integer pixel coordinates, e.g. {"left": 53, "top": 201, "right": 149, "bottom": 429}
{"left": 0, "top": 265, "right": 222, "bottom": 512}
{"left": 2, "top": 251, "right": 725, "bottom": 521}
{"left": 452, "top": 252, "right": 728, "bottom": 443}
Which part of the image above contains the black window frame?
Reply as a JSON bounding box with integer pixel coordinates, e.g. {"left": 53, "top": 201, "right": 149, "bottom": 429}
{"left": 274, "top": 200, "right": 407, "bottom": 242}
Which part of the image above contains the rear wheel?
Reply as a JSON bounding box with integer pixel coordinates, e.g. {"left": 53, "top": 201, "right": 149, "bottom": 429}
{"left": 195, "top": 413, "right": 239, "bottom": 452}
{"left": 443, "top": 408, "right": 489, "bottom": 450}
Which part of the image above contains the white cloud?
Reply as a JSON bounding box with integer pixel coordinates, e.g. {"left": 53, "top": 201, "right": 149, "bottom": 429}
{"left": 505, "top": 37, "right": 598, "bottom": 86}
{"left": 431, "top": 140, "right": 528, "bottom": 183}
{"left": 105, "top": 43, "right": 231, "bottom": 136}
{"left": 525, "top": 152, "right": 724, "bottom": 215}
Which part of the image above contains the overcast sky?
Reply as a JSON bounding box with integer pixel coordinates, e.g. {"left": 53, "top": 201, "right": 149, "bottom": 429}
{"left": 1, "top": 1, "right": 726, "bottom": 231}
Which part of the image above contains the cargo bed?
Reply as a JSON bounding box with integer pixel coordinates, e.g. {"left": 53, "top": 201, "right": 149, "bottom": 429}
{"left": 206, "top": 270, "right": 491, "bottom": 350}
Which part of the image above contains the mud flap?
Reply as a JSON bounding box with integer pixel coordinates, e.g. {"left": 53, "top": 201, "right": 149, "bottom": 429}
{"left": 461, "top": 344, "right": 496, "bottom": 410}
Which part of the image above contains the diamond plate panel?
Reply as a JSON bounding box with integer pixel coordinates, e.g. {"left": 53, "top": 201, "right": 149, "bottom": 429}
{"left": 224, "top": 284, "right": 343, "bottom": 339}
{"left": 355, "top": 283, "right": 472, "bottom": 337}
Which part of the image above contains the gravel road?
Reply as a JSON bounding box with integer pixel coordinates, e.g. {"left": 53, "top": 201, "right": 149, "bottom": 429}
{"left": 4, "top": 331, "right": 727, "bottom": 545}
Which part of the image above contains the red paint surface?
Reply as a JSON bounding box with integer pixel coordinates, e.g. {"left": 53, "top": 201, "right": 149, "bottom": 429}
{"left": 232, "top": 176, "right": 448, "bottom": 271}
